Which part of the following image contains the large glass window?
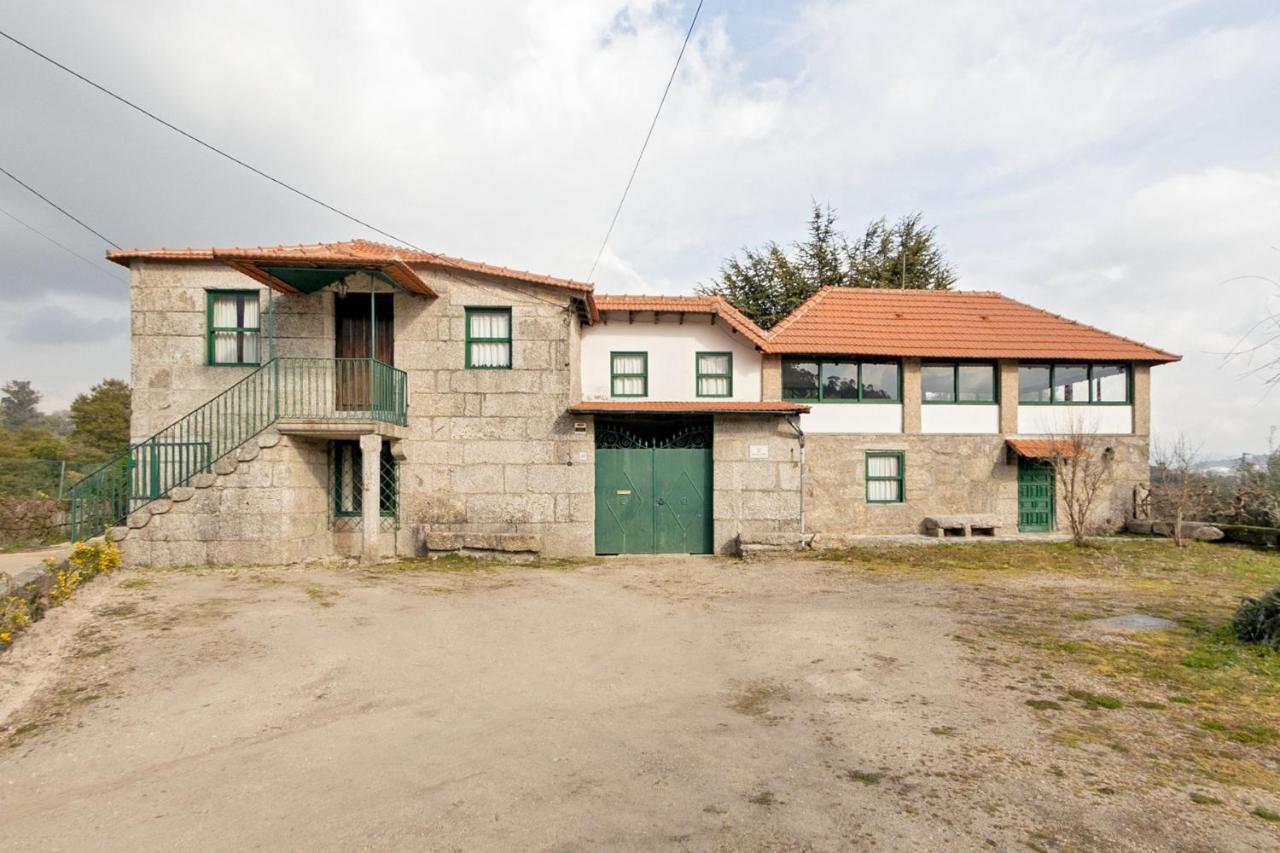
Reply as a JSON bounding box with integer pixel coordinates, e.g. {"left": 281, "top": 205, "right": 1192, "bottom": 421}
{"left": 206, "top": 290, "right": 260, "bottom": 366}
{"left": 781, "top": 360, "right": 820, "bottom": 400}
{"left": 466, "top": 307, "right": 512, "bottom": 368}
{"left": 611, "top": 352, "right": 648, "bottom": 397}
{"left": 922, "top": 363, "right": 996, "bottom": 403}
{"left": 696, "top": 352, "right": 732, "bottom": 397}
{"left": 782, "top": 358, "right": 901, "bottom": 403}
{"left": 1019, "top": 363, "right": 1130, "bottom": 404}
{"left": 866, "top": 452, "right": 904, "bottom": 503}
{"left": 1018, "top": 365, "right": 1052, "bottom": 403}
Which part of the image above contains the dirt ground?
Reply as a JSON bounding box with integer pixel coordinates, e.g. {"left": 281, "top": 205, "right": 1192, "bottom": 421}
{"left": 2, "top": 551, "right": 1278, "bottom": 852}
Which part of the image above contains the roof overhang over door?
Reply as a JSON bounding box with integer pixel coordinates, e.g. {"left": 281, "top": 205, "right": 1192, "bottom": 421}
{"left": 1006, "top": 438, "right": 1088, "bottom": 462}
{"left": 216, "top": 255, "right": 438, "bottom": 297}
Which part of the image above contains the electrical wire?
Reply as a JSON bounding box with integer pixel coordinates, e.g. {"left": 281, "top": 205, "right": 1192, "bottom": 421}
{"left": 0, "top": 164, "right": 119, "bottom": 248}
{"left": 586, "top": 0, "right": 704, "bottom": 281}
{"left": 0, "top": 200, "right": 126, "bottom": 282}
{"left": 0, "top": 28, "right": 427, "bottom": 252}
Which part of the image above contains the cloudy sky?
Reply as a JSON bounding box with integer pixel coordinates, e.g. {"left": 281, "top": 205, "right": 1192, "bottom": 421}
{"left": 1, "top": 0, "right": 1278, "bottom": 455}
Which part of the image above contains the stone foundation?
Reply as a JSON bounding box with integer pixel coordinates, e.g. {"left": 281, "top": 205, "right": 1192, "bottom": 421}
{"left": 114, "top": 431, "right": 333, "bottom": 567}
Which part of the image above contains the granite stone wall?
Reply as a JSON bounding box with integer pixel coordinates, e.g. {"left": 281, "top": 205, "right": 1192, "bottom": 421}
{"left": 113, "top": 432, "right": 331, "bottom": 567}
{"left": 712, "top": 415, "right": 804, "bottom": 552}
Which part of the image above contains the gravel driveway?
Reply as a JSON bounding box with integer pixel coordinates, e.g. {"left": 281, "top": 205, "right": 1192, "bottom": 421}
{"left": 0, "top": 555, "right": 1272, "bottom": 851}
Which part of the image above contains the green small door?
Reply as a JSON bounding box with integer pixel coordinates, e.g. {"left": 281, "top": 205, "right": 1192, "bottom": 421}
{"left": 595, "top": 449, "right": 655, "bottom": 555}
{"left": 653, "top": 448, "right": 712, "bottom": 554}
{"left": 1018, "top": 458, "right": 1055, "bottom": 532}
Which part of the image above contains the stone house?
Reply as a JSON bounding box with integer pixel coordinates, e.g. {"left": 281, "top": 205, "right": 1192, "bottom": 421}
{"left": 80, "top": 240, "right": 1177, "bottom": 565}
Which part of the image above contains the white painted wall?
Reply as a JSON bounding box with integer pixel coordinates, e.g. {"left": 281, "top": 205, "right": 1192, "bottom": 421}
{"left": 1017, "top": 405, "right": 1133, "bottom": 435}
{"left": 798, "top": 404, "right": 903, "bottom": 434}
{"left": 921, "top": 405, "right": 999, "bottom": 434}
{"left": 580, "top": 313, "right": 762, "bottom": 401}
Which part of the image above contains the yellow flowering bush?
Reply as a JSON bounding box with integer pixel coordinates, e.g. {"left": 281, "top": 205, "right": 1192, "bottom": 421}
{"left": 67, "top": 540, "right": 122, "bottom": 579}
{"left": 1, "top": 592, "right": 32, "bottom": 645}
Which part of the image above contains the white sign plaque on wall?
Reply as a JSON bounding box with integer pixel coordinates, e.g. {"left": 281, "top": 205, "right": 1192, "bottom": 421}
{"left": 748, "top": 444, "right": 769, "bottom": 460}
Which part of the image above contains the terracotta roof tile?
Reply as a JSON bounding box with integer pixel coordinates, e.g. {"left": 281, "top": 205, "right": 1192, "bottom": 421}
{"left": 765, "top": 287, "right": 1179, "bottom": 363}
{"left": 1007, "top": 438, "right": 1088, "bottom": 459}
{"left": 108, "top": 238, "right": 593, "bottom": 294}
{"left": 569, "top": 400, "right": 808, "bottom": 415}
{"left": 594, "top": 294, "right": 769, "bottom": 348}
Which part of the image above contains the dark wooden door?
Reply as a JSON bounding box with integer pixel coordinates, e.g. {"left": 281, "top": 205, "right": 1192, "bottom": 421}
{"left": 334, "top": 293, "right": 393, "bottom": 410}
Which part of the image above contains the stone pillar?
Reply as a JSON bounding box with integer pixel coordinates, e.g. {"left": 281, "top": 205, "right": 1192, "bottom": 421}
{"left": 998, "top": 360, "right": 1019, "bottom": 435}
{"left": 1131, "top": 363, "right": 1151, "bottom": 436}
{"left": 761, "top": 354, "right": 782, "bottom": 400}
{"left": 901, "top": 358, "right": 922, "bottom": 433}
{"left": 359, "top": 433, "right": 383, "bottom": 562}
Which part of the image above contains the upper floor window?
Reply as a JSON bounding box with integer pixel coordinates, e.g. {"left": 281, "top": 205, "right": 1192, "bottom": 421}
{"left": 466, "top": 307, "right": 512, "bottom": 369}
{"left": 611, "top": 352, "right": 648, "bottom": 397}
{"left": 921, "top": 363, "right": 997, "bottom": 403}
{"left": 782, "top": 358, "right": 901, "bottom": 403}
{"left": 1018, "top": 363, "right": 1130, "bottom": 404}
{"left": 207, "top": 290, "right": 260, "bottom": 366}
{"left": 696, "top": 352, "right": 732, "bottom": 397}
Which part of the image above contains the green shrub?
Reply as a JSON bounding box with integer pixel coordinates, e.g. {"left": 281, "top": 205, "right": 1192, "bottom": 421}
{"left": 1233, "top": 586, "right": 1280, "bottom": 650}
{"left": 1216, "top": 524, "right": 1280, "bottom": 549}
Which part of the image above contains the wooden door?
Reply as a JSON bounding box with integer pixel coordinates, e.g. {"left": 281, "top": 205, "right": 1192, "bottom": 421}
{"left": 334, "top": 293, "right": 393, "bottom": 410}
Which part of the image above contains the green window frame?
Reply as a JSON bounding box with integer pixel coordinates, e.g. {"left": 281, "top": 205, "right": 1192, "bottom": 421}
{"left": 695, "top": 351, "right": 733, "bottom": 397}
{"left": 465, "top": 307, "right": 513, "bottom": 369}
{"left": 865, "top": 451, "right": 905, "bottom": 504}
{"left": 206, "top": 290, "right": 261, "bottom": 366}
{"left": 921, "top": 362, "right": 998, "bottom": 404}
{"left": 332, "top": 440, "right": 397, "bottom": 518}
{"left": 1018, "top": 363, "right": 1131, "bottom": 405}
{"left": 782, "top": 358, "right": 902, "bottom": 403}
{"left": 610, "top": 352, "right": 648, "bottom": 397}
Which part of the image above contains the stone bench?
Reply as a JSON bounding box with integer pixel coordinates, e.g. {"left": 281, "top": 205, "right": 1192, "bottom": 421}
{"left": 922, "top": 514, "right": 1002, "bottom": 539}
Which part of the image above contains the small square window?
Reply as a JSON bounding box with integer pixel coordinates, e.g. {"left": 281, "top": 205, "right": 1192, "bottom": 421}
{"left": 466, "top": 307, "right": 512, "bottom": 369}
{"left": 611, "top": 352, "right": 648, "bottom": 397}
{"left": 207, "top": 290, "right": 261, "bottom": 366}
{"left": 696, "top": 352, "right": 732, "bottom": 397}
{"left": 866, "top": 452, "right": 904, "bottom": 503}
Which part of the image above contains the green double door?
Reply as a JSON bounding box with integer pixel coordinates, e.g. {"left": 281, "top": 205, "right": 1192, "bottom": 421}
{"left": 595, "top": 447, "right": 712, "bottom": 555}
{"left": 1017, "top": 458, "right": 1055, "bottom": 532}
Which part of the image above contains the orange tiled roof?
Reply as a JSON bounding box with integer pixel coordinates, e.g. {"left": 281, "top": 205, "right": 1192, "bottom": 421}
{"left": 765, "top": 287, "right": 1179, "bottom": 363}
{"left": 569, "top": 400, "right": 808, "bottom": 415}
{"left": 1007, "top": 438, "right": 1089, "bottom": 459}
{"left": 594, "top": 294, "right": 769, "bottom": 348}
{"left": 107, "top": 238, "right": 594, "bottom": 294}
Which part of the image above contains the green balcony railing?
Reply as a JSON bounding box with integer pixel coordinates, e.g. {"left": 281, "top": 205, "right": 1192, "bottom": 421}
{"left": 67, "top": 357, "right": 407, "bottom": 540}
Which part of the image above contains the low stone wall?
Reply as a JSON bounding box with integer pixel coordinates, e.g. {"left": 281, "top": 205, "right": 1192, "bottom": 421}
{"left": 114, "top": 432, "right": 333, "bottom": 567}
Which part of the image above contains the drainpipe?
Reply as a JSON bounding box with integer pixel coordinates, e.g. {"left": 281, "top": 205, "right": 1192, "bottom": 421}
{"left": 785, "top": 415, "right": 806, "bottom": 534}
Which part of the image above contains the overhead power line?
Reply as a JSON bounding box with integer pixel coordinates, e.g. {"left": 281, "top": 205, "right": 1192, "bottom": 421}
{"left": 0, "top": 28, "right": 427, "bottom": 252}
{"left": 586, "top": 0, "right": 704, "bottom": 281}
{"left": 0, "top": 164, "right": 119, "bottom": 248}
{"left": 0, "top": 200, "right": 127, "bottom": 282}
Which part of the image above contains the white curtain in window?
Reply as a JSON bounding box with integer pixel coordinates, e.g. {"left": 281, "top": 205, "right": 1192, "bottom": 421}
{"left": 470, "top": 342, "right": 511, "bottom": 367}
{"left": 698, "top": 354, "right": 730, "bottom": 396}
{"left": 867, "top": 455, "right": 901, "bottom": 501}
{"left": 241, "top": 295, "right": 259, "bottom": 328}
{"left": 613, "top": 354, "right": 644, "bottom": 374}
{"left": 212, "top": 294, "right": 239, "bottom": 327}
{"left": 469, "top": 311, "right": 509, "bottom": 339}
{"left": 868, "top": 479, "right": 900, "bottom": 501}
{"left": 613, "top": 376, "right": 644, "bottom": 395}
{"left": 213, "top": 331, "right": 238, "bottom": 363}
{"left": 699, "top": 377, "right": 729, "bottom": 396}
{"left": 241, "top": 332, "right": 260, "bottom": 363}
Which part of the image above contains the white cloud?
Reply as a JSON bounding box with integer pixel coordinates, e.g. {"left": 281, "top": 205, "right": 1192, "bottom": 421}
{"left": 0, "top": 0, "right": 1277, "bottom": 451}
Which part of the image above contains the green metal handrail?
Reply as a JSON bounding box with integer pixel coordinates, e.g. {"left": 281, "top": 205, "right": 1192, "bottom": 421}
{"left": 67, "top": 357, "right": 407, "bottom": 540}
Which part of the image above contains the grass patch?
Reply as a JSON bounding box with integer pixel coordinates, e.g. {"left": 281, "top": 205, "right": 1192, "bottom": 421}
{"left": 1025, "top": 699, "right": 1062, "bottom": 711}
{"left": 1254, "top": 807, "right": 1280, "bottom": 822}
{"left": 117, "top": 577, "right": 152, "bottom": 590}
{"left": 843, "top": 769, "right": 883, "bottom": 785}
{"left": 1189, "top": 791, "right": 1223, "bottom": 805}
{"left": 727, "top": 680, "right": 790, "bottom": 721}
{"left": 1067, "top": 689, "right": 1123, "bottom": 710}
{"left": 304, "top": 584, "right": 338, "bottom": 608}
